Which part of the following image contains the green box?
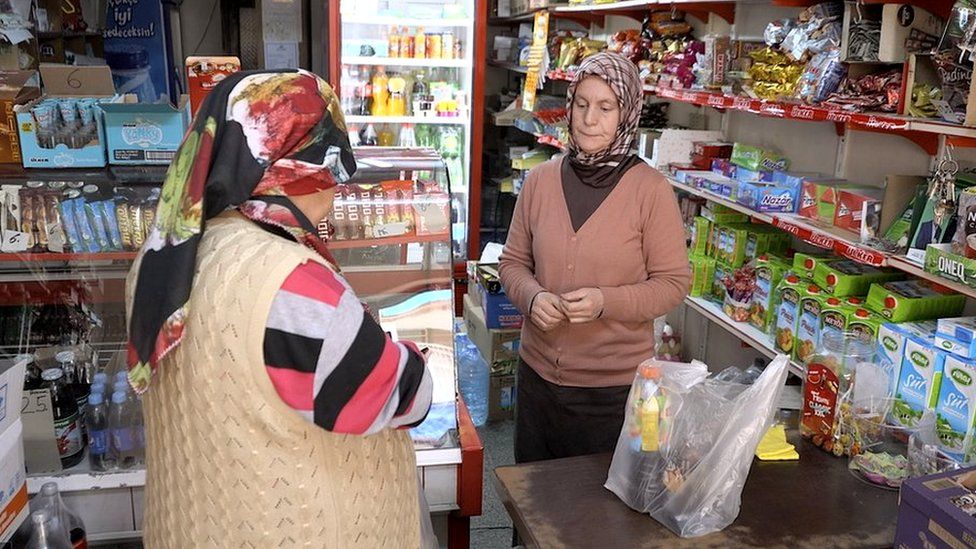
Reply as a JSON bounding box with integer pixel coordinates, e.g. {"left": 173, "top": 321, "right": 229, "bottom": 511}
{"left": 689, "top": 253, "right": 716, "bottom": 297}
{"left": 812, "top": 260, "right": 905, "bottom": 297}
{"left": 925, "top": 243, "right": 976, "bottom": 291}
{"left": 866, "top": 279, "right": 967, "bottom": 322}
{"left": 793, "top": 252, "right": 834, "bottom": 280}
{"left": 690, "top": 217, "right": 711, "bottom": 256}
{"left": 702, "top": 204, "right": 749, "bottom": 225}
{"left": 848, "top": 308, "right": 884, "bottom": 345}
{"left": 819, "top": 296, "right": 850, "bottom": 346}
{"left": 796, "top": 284, "right": 826, "bottom": 363}
{"left": 750, "top": 255, "right": 791, "bottom": 333}
{"left": 731, "top": 143, "right": 789, "bottom": 172}
{"left": 773, "top": 274, "right": 806, "bottom": 356}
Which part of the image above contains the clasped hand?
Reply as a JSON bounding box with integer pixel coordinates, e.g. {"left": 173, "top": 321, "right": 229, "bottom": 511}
{"left": 530, "top": 288, "right": 604, "bottom": 331}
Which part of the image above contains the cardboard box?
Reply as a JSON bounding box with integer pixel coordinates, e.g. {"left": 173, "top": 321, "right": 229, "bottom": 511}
{"left": 730, "top": 143, "right": 789, "bottom": 172}
{"left": 692, "top": 141, "right": 733, "bottom": 158}
{"left": 880, "top": 4, "right": 943, "bottom": 63}
{"left": 16, "top": 65, "right": 117, "bottom": 168}
{"left": 0, "top": 358, "right": 27, "bottom": 543}
{"left": 833, "top": 187, "right": 885, "bottom": 231}
{"left": 476, "top": 264, "right": 523, "bottom": 329}
{"left": 733, "top": 166, "right": 774, "bottom": 183}
{"left": 736, "top": 180, "right": 800, "bottom": 213}
{"left": 463, "top": 294, "right": 521, "bottom": 376}
{"left": 937, "top": 317, "right": 976, "bottom": 359}
{"left": 0, "top": 72, "right": 39, "bottom": 164}
{"left": 100, "top": 96, "right": 191, "bottom": 165}
{"left": 903, "top": 52, "right": 976, "bottom": 127}
{"left": 895, "top": 467, "right": 976, "bottom": 548}
{"left": 185, "top": 56, "right": 241, "bottom": 115}
{"left": 489, "top": 374, "right": 516, "bottom": 422}
{"left": 711, "top": 158, "right": 736, "bottom": 178}
{"left": 798, "top": 179, "right": 871, "bottom": 223}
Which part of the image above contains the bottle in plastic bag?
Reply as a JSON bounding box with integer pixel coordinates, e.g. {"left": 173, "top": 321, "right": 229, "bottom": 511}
{"left": 86, "top": 392, "right": 115, "bottom": 472}
{"left": 32, "top": 482, "right": 86, "bottom": 549}
{"left": 109, "top": 391, "right": 138, "bottom": 469}
{"left": 26, "top": 510, "right": 72, "bottom": 549}
{"left": 455, "top": 332, "right": 488, "bottom": 426}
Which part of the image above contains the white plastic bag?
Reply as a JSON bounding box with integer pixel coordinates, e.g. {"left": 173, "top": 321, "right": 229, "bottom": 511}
{"left": 605, "top": 355, "right": 790, "bottom": 538}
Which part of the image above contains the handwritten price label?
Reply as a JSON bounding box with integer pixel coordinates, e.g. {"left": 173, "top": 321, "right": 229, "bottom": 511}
{"left": 2, "top": 230, "right": 28, "bottom": 253}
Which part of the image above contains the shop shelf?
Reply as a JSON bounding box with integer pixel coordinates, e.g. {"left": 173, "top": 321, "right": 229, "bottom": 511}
{"left": 488, "top": 7, "right": 551, "bottom": 24}
{"left": 344, "top": 114, "right": 469, "bottom": 126}
{"left": 684, "top": 295, "right": 805, "bottom": 377}
{"left": 887, "top": 254, "right": 976, "bottom": 301}
{"left": 666, "top": 176, "right": 773, "bottom": 223}
{"left": 342, "top": 56, "right": 471, "bottom": 68}
{"left": 0, "top": 252, "right": 138, "bottom": 263}
{"left": 329, "top": 232, "right": 448, "bottom": 249}
{"left": 27, "top": 451, "right": 146, "bottom": 494}
{"left": 488, "top": 60, "right": 529, "bottom": 74}
{"left": 339, "top": 15, "right": 474, "bottom": 27}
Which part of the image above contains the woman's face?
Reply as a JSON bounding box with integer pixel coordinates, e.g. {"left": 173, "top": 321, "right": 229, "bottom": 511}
{"left": 571, "top": 76, "right": 621, "bottom": 155}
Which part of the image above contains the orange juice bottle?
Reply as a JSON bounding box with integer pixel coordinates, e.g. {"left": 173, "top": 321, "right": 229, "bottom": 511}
{"left": 388, "top": 26, "right": 400, "bottom": 58}
{"left": 371, "top": 66, "right": 389, "bottom": 116}
{"left": 402, "top": 27, "right": 415, "bottom": 58}
{"left": 388, "top": 75, "right": 407, "bottom": 116}
{"left": 414, "top": 27, "right": 426, "bottom": 59}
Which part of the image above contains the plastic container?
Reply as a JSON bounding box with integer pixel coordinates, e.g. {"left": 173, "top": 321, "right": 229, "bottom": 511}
{"left": 87, "top": 392, "right": 116, "bottom": 471}
{"left": 109, "top": 390, "right": 139, "bottom": 469}
{"left": 846, "top": 397, "right": 935, "bottom": 490}
{"left": 105, "top": 47, "right": 158, "bottom": 103}
{"left": 455, "top": 332, "right": 488, "bottom": 426}
{"left": 909, "top": 417, "right": 968, "bottom": 478}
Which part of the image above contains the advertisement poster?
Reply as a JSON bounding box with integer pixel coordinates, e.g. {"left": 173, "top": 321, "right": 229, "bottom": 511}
{"left": 104, "top": 0, "right": 172, "bottom": 103}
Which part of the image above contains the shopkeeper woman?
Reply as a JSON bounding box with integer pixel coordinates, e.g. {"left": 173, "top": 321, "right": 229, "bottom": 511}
{"left": 125, "top": 70, "right": 434, "bottom": 547}
{"left": 499, "top": 52, "right": 691, "bottom": 463}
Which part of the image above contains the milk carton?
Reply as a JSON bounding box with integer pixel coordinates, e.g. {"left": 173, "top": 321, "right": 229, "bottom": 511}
{"left": 936, "top": 317, "right": 976, "bottom": 359}
{"left": 877, "top": 321, "right": 938, "bottom": 395}
{"left": 894, "top": 335, "right": 947, "bottom": 427}
{"left": 935, "top": 355, "right": 976, "bottom": 462}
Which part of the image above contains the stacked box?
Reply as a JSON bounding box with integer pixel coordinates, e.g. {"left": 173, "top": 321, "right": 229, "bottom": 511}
{"left": 866, "top": 279, "right": 967, "bottom": 323}
{"left": 730, "top": 143, "right": 789, "bottom": 172}
{"left": 812, "top": 260, "right": 904, "bottom": 296}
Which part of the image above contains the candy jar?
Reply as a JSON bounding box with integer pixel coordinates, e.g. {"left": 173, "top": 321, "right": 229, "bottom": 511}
{"left": 800, "top": 332, "right": 874, "bottom": 456}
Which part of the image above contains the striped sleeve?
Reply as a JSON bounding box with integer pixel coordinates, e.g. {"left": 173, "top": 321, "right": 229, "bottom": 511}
{"left": 263, "top": 261, "right": 433, "bottom": 435}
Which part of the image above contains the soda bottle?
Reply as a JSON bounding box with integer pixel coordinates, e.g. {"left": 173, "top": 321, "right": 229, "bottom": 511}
{"left": 377, "top": 125, "right": 396, "bottom": 146}
{"left": 361, "top": 124, "right": 379, "bottom": 146}
{"left": 399, "top": 124, "right": 417, "bottom": 148}
{"left": 357, "top": 66, "right": 373, "bottom": 116}
{"left": 32, "top": 482, "right": 87, "bottom": 549}
{"left": 371, "top": 67, "right": 389, "bottom": 116}
{"left": 21, "top": 353, "right": 42, "bottom": 391}
{"left": 388, "top": 75, "right": 407, "bottom": 116}
{"left": 388, "top": 26, "right": 401, "bottom": 58}
{"left": 86, "top": 392, "right": 115, "bottom": 471}
{"left": 109, "top": 390, "right": 138, "bottom": 469}
{"left": 411, "top": 71, "right": 429, "bottom": 116}
{"left": 347, "top": 125, "right": 362, "bottom": 147}
{"left": 340, "top": 66, "right": 354, "bottom": 114}
{"left": 402, "top": 27, "right": 415, "bottom": 58}
{"left": 56, "top": 351, "right": 89, "bottom": 441}
{"left": 25, "top": 510, "right": 71, "bottom": 549}
{"left": 41, "top": 369, "right": 84, "bottom": 469}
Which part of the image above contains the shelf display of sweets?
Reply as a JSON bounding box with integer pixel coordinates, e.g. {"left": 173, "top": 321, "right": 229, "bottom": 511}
{"left": 387, "top": 26, "right": 463, "bottom": 60}
{"left": 28, "top": 97, "right": 108, "bottom": 150}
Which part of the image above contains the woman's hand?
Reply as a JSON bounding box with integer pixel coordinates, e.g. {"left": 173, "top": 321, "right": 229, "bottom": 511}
{"left": 560, "top": 288, "right": 605, "bottom": 324}
{"left": 531, "top": 291, "right": 567, "bottom": 331}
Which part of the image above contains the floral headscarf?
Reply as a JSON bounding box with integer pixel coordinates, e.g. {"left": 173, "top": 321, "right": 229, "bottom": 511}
{"left": 126, "top": 69, "right": 355, "bottom": 394}
{"left": 566, "top": 52, "right": 643, "bottom": 188}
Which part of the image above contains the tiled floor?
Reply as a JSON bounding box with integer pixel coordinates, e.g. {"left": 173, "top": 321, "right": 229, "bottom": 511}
{"left": 471, "top": 419, "right": 516, "bottom": 548}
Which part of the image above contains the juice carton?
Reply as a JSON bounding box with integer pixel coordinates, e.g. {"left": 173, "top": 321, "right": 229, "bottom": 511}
{"left": 701, "top": 204, "right": 749, "bottom": 225}
{"left": 848, "top": 308, "right": 884, "bottom": 345}
{"left": 793, "top": 252, "right": 834, "bottom": 280}
{"left": 893, "top": 336, "right": 947, "bottom": 427}
{"left": 796, "top": 285, "right": 825, "bottom": 363}
{"left": 935, "top": 354, "right": 976, "bottom": 462}
{"left": 750, "top": 254, "right": 790, "bottom": 332}
{"left": 689, "top": 254, "right": 717, "bottom": 297}
{"left": 712, "top": 261, "right": 734, "bottom": 302}
{"left": 690, "top": 216, "right": 711, "bottom": 256}
{"left": 878, "top": 321, "right": 939, "bottom": 395}
{"left": 866, "top": 279, "right": 967, "bottom": 322}
{"left": 819, "top": 296, "right": 849, "bottom": 347}
{"left": 773, "top": 275, "right": 805, "bottom": 355}
{"left": 812, "top": 260, "right": 904, "bottom": 297}
{"left": 936, "top": 317, "right": 976, "bottom": 359}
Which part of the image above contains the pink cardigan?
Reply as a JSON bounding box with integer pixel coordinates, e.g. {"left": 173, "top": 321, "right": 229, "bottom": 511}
{"left": 499, "top": 159, "right": 690, "bottom": 388}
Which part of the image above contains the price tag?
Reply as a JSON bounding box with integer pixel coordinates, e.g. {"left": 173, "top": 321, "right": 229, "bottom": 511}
{"left": 1, "top": 230, "right": 28, "bottom": 253}
{"left": 21, "top": 389, "right": 61, "bottom": 474}
{"left": 372, "top": 222, "right": 408, "bottom": 239}
{"left": 46, "top": 222, "right": 65, "bottom": 253}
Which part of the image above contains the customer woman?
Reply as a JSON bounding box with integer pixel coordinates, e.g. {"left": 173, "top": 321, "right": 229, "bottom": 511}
{"left": 499, "top": 52, "right": 690, "bottom": 463}
{"left": 125, "top": 70, "right": 433, "bottom": 547}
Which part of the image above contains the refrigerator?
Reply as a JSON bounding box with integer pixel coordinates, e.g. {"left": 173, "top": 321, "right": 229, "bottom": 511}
{"left": 328, "top": 0, "right": 486, "bottom": 266}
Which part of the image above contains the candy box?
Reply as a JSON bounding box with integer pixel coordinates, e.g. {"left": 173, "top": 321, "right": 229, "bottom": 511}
{"left": 934, "top": 354, "right": 976, "bottom": 462}
{"left": 730, "top": 142, "right": 789, "bottom": 172}
{"left": 893, "top": 335, "right": 946, "bottom": 428}
{"left": 937, "top": 317, "right": 976, "bottom": 360}
{"left": 693, "top": 141, "right": 733, "bottom": 158}
{"left": 866, "top": 279, "right": 967, "bottom": 323}
{"left": 475, "top": 264, "right": 523, "bottom": 329}
{"left": 733, "top": 166, "right": 775, "bottom": 183}
{"left": 793, "top": 252, "right": 834, "bottom": 280}
{"left": 773, "top": 171, "right": 827, "bottom": 189}
{"left": 894, "top": 466, "right": 976, "bottom": 549}
{"left": 878, "top": 321, "right": 939, "bottom": 395}
{"left": 185, "top": 56, "right": 241, "bottom": 115}
{"left": 796, "top": 285, "right": 825, "bottom": 363}
{"left": 812, "top": 260, "right": 904, "bottom": 297}
{"left": 670, "top": 167, "right": 708, "bottom": 184}
{"left": 774, "top": 274, "right": 805, "bottom": 355}
{"left": 925, "top": 244, "right": 976, "bottom": 292}
{"left": 0, "top": 71, "right": 39, "bottom": 165}
{"left": 750, "top": 254, "right": 790, "bottom": 332}
{"left": 798, "top": 179, "right": 867, "bottom": 222}
{"left": 744, "top": 226, "right": 787, "bottom": 263}
{"left": 690, "top": 216, "right": 711, "bottom": 256}
{"left": 833, "top": 187, "right": 885, "bottom": 232}
{"left": 848, "top": 308, "right": 884, "bottom": 345}
{"left": 736, "top": 180, "right": 800, "bottom": 213}
{"left": 701, "top": 204, "right": 749, "bottom": 225}
{"left": 100, "top": 97, "right": 192, "bottom": 165}
{"left": 690, "top": 153, "right": 714, "bottom": 170}
{"left": 710, "top": 158, "right": 736, "bottom": 179}
{"left": 704, "top": 175, "right": 739, "bottom": 199}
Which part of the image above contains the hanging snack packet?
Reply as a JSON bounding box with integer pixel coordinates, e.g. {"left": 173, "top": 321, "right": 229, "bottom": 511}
{"left": 85, "top": 200, "right": 111, "bottom": 251}
{"left": 98, "top": 201, "right": 123, "bottom": 250}
{"left": 43, "top": 192, "right": 67, "bottom": 252}
{"left": 72, "top": 198, "right": 99, "bottom": 253}
{"left": 115, "top": 197, "right": 133, "bottom": 250}
{"left": 129, "top": 202, "right": 145, "bottom": 249}
{"left": 18, "top": 188, "right": 35, "bottom": 250}
{"left": 59, "top": 196, "right": 83, "bottom": 253}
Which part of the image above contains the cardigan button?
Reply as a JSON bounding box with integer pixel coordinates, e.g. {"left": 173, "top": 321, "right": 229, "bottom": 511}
{"left": 568, "top": 264, "right": 574, "bottom": 270}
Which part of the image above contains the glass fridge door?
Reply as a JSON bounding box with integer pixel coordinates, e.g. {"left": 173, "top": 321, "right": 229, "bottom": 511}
{"left": 335, "top": 0, "right": 474, "bottom": 261}
{"left": 327, "top": 147, "right": 457, "bottom": 450}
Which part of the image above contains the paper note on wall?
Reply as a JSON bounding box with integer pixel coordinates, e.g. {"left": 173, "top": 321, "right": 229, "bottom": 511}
{"left": 265, "top": 42, "right": 299, "bottom": 70}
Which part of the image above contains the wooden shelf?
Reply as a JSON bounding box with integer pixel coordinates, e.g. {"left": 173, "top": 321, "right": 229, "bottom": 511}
{"left": 684, "top": 295, "right": 804, "bottom": 377}
{"left": 329, "top": 232, "right": 447, "bottom": 249}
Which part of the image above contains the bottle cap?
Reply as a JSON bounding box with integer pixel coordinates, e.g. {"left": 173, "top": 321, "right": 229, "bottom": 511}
{"left": 55, "top": 350, "right": 75, "bottom": 363}
{"left": 113, "top": 380, "right": 128, "bottom": 393}
{"left": 88, "top": 392, "right": 103, "bottom": 406}
{"left": 14, "top": 353, "right": 34, "bottom": 365}
{"left": 41, "top": 368, "right": 63, "bottom": 382}
{"left": 90, "top": 383, "right": 105, "bottom": 396}
{"left": 39, "top": 482, "right": 58, "bottom": 496}
{"left": 112, "top": 391, "right": 127, "bottom": 404}
{"left": 115, "top": 371, "right": 128, "bottom": 382}
{"left": 93, "top": 372, "right": 108, "bottom": 385}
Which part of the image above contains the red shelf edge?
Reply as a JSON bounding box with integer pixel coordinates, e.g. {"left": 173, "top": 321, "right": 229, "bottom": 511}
{"left": 0, "top": 252, "right": 138, "bottom": 263}
{"left": 328, "top": 232, "right": 449, "bottom": 250}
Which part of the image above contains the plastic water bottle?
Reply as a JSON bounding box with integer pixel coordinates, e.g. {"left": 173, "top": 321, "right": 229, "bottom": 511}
{"left": 109, "top": 391, "right": 138, "bottom": 469}
{"left": 93, "top": 372, "right": 108, "bottom": 386}
{"left": 455, "top": 333, "right": 488, "bottom": 426}
{"left": 25, "top": 509, "right": 71, "bottom": 549}
{"left": 130, "top": 393, "right": 145, "bottom": 465}
{"left": 86, "top": 392, "right": 115, "bottom": 471}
